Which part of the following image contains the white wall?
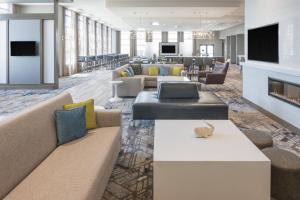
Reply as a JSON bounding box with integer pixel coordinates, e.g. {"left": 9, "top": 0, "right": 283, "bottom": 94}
{"left": 0, "top": 21, "right": 7, "bottom": 84}
{"left": 43, "top": 20, "right": 55, "bottom": 84}
{"left": 244, "top": 0, "right": 300, "bottom": 129}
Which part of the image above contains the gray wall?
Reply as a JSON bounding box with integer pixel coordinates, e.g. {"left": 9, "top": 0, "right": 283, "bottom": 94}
{"left": 195, "top": 38, "right": 223, "bottom": 57}
{"left": 9, "top": 20, "right": 41, "bottom": 84}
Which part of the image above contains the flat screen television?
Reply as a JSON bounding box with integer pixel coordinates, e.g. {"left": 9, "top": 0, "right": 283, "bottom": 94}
{"left": 11, "top": 41, "right": 37, "bottom": 56}
{"left": 248, "top": 24, "right": 279, "bottom": 63}
{"left": 160, "top": 43, "right": 178, "bottom": 55}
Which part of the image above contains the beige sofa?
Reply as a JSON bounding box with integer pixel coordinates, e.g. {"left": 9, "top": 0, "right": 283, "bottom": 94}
{"left": 0, "top": 93, "right": 122, "bottom": 200}
{"left": 112, "top": 63, "right": 184, "bottom": 97}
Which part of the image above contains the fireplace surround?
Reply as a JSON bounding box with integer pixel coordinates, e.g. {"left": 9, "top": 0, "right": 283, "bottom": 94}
{"left": 268, "top": 77, "right": 300, "bottom": 107}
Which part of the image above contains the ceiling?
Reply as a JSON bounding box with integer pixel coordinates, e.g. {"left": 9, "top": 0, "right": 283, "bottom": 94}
{"left": 65, "top": 0, "right": 245, "bottom": 31}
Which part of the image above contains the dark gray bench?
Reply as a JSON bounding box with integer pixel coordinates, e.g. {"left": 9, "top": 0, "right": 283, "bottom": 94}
{"left": 132, "top": 83, "right": 228, "bottom": 120}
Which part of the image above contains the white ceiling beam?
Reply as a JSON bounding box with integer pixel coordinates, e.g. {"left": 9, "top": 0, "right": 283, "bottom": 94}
{"left": 0, "top": 0, "right": 73, "bottom": 3}
{"left": 106, "top": 0, "right": 241, "bottom": 7}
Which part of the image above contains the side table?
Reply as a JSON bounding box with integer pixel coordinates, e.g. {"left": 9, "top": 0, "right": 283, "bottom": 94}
{"left": 110, "top": 80, "right": 123, "bottom": 102}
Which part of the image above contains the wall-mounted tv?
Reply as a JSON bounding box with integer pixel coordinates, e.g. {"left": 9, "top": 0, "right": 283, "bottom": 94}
{"left": 248, "top": 24, "right": 279, "bottom": 63}
{"left": 160, "top": 43, "right": 178, "bottom": 56}
{"left": 11, "top": 41, "right": 37, "bottom": 56}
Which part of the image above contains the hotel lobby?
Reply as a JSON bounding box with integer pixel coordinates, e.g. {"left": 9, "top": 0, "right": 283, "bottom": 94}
{"left": 0, "top": 0, "right": 300, "bottom": 200}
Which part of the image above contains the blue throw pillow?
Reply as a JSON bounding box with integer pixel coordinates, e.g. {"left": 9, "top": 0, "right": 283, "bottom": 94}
{"left": 160, "top": 66, "right": 169, "bottom": 76}
{"left": 55, "top": 106, "right": 86, "bottom": 145}
{"left": 127, "top": 67, "right": 135, "bottom": 76}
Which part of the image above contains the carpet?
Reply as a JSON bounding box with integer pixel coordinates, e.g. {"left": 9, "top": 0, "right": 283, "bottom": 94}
{"left": 102, "top": 65, "right": 300, "bottom": 200}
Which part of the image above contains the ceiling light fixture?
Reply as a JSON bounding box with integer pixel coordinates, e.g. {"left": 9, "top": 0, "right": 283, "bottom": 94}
{"left": 152, "top": 22, "right": 160, "bottom": 26}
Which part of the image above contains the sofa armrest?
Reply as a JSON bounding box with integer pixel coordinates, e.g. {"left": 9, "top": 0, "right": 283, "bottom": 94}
{"left": 115, "top": 77, "right": 145, "bottom": 97}
{"left": 95, "top": 109, "right": 122, "bottom": 127}
{"left": 198, "top": 70, "right": 212, "bottom": 78}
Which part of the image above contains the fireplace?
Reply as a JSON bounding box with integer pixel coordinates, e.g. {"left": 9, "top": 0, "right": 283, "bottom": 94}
{"left": 268, "top": 78, "right": 300, "bottom": 107}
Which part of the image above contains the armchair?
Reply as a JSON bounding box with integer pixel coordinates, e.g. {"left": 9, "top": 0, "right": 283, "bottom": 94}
{"left": 198, "top": 62, "right": 229, "bottom": 85}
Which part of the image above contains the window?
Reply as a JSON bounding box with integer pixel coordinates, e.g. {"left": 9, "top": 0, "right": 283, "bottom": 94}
{"left": 64, "top": 10, "right": 76, "bottom": 75}
{"left": 121, "top": 31, "right": 130, "bottom": 55}
{"left": 200, "top": 44, "right": 214, "bottom": 57}
{"left": 168, "top": 31, "right": 177, "bottom": 42}
{"left": 0, "top": 3, "right": 12, "bottom": 14}
{"left": 136, "top": 31, "right": 146, "bottom": 57}
{"left": 88, "top": 20, "right": 95, "bottom": 56}
{"left": 78, "top": 15, "right": 87, "bottom": 56}
{"left": 102, "top": 26, "right": 107, "bottom": 54}
{"left": 96, "top": 23, "right": 102, "bottom": 55}
{"left": 107, "top": 27, "right": 112, "bottom": 54}
{"left": 182, "top": 31, "right": 193, "bottom": 56}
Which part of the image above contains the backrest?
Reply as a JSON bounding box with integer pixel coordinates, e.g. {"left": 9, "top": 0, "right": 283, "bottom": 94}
{"left": 158, "top": 83, "right": 199, "bottom": 99}
{"left": 213, "top": 62, "right": 229, "bottom": 74}
{"left": 0, "top": 93, "right": 73, "bottom": 199}
{"left": 141, "top": 64, "right": 184, "bottom": 75}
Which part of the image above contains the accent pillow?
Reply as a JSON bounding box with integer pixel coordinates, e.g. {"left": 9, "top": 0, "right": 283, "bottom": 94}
{"left": 120, "top": 70, "right": 129, "bottom": 77}
{"left": 172, "top": 66, "right": 183, "bottom": 76}
{"left": 63, "top": 99, "right": 97, "bottom": 130}
{"left": 55, "top": 106, "right": 86, "bottom": 145}
{"left": 131, "top": 64, "right": 142, "bottom": 75}
{"left": 160, "top": 66, "right": 169, "bottom": 76}
{"left": 148, "top": 66, "right": 159, "bottom": 76}
{"left": 127, "top": 67, "right": 135, "bottom": 76}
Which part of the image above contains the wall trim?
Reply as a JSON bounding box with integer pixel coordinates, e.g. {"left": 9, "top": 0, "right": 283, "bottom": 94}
{"left": 242, "top": 97, "right": 300, "bottom": 134}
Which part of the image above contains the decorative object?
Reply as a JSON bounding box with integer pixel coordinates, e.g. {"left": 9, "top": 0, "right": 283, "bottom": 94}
{"left": 55, "top": 106, "right": 86, "bottom": 145}
{"left": 63, "top": 99, "right": 97, "bottom": 129}
{"left": 194, "top": 122, "right": 215, "bottom": 138}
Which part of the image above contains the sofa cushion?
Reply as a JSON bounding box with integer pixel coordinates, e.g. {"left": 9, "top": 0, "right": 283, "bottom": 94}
{"left": 130, "top": 64, "right": 142, "bottom": 75}
{"left": 158, "top": 83, "right": 199, "bottom": 99}
{"left": 0, "top": 93, "right": 73, "bottom": 199}
{"left": 148, "top": 66, "right": 159, "bottom": 76}
{"left": 55, "top": 107, "right": 87, "bottom": 145}
{"left": 172, "top": 66, "right": 183, "bottom": 76}
{"left": 127, "top": 67, "right": 135, "bottom": 76}
{"left": 120, "top": 70, "right": 129, "bottom": 77}
{"left": 160, "top": 66, "right": 170, "bottom": 76}
{"left": 4, "top": 127, "right": 121, "bottom": 200}
{"left": 64, "top": 99, "right": 97, "bottom": 130}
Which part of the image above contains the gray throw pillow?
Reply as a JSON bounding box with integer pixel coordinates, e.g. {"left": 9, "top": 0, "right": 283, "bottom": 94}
{"left": 131, "top": 64, "right": 142, "bottom": 75}
{"left": 55, "top": 106, "right": 86, "bottom": 145}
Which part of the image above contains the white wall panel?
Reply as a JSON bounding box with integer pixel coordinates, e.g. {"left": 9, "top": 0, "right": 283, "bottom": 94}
{"left": 0, "top": 21, "right": 8, "bottom": 84}
{"left": 244, "top": 0, "right": 300, "bottom": 129}
{"left": 43, "top": 20, "right": 55, "bottom": 84}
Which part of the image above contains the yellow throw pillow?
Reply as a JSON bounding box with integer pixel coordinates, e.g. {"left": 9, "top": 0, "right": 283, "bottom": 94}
{"left": 172, "top": 66, "right": 183, "bottom": 76}
{"left": 148, "top": 66, "right": 159, "bottom": 76}
{"left": 120, "top": 71, "right": 128, "bottom": 77}
{"left": 63, "top": 99, "right": 98, "bottom": 130}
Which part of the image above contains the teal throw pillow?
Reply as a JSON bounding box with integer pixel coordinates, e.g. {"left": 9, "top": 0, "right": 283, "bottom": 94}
{"left": 55, "top": 106, "right": 86, "bottom": 145}
{"left": 127, "top": 67, "right": 135, "bottom": 76}
{"left": 160, "top": 66, "right": 170, "bottom": 76}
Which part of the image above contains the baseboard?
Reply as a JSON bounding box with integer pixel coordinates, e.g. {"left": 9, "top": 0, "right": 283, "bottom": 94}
{"left": 242, "top": 97, "right": 300, "bottom": 134}
{"left": 0, "top": 84, "right": 57, "bottom": 90}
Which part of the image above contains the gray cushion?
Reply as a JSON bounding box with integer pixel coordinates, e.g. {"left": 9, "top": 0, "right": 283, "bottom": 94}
{"left": 262, "top": 148, "right": 300, "bottom": 200}
{"left": 243, "top": 129, "right": 273, "bottom": 149}
{"left": 158, "top": 83, "right": 199, "bottom": 99}
{"left": 55, "top": 106, "right": 86, "bottom": 145}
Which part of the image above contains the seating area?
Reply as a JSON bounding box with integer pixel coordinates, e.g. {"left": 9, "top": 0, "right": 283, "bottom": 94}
{"left": 0, "top": 0, "right": 300, "bottom": 200}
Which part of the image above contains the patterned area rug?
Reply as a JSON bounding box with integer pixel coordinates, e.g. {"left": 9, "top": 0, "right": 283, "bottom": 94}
{"left": 102, "top": 65, "right": 300, "bottom": 200}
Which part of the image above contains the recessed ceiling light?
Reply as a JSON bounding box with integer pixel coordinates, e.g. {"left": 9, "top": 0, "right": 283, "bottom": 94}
{"left": 152, "top": 22, "right": 160, "bottom": 26}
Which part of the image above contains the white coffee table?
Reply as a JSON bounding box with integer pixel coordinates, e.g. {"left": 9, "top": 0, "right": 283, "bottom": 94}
{"left": 154, "top": 120, "right": 270, "bottom": 200}
{"left": 157, "top": 76, "right": 190, "bottom": 83}
{"left": 110, "top": 80, "right": 123, "bottom": 102}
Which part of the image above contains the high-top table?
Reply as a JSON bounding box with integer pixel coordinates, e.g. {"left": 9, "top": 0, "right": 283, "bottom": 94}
{"left": 154, "top": 120, "right": 270, "bottom": 200}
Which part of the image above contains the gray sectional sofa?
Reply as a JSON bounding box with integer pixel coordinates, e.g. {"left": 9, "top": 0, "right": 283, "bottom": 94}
{"left": 112, "top": 64, "right": 184, "bottom": 97}
{"left": 0, "top": 93, "right": 121, "bottom": 200}
{"left": 133, "top": 83, "right": 228, "bottom": 120}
